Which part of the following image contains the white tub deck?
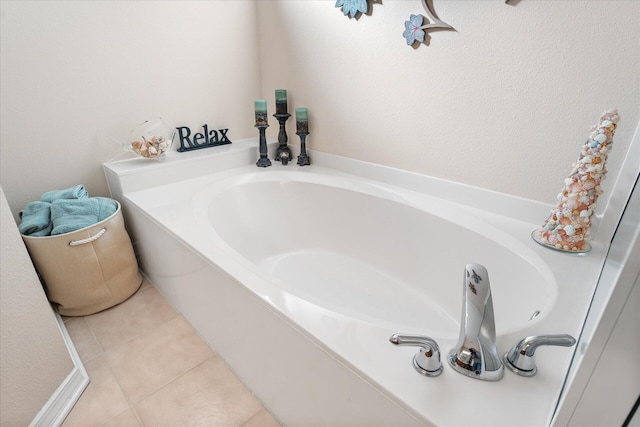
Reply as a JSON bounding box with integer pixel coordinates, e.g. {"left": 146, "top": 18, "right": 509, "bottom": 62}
{"left": 104, "top": 139, "right": 610, "bottom": 426}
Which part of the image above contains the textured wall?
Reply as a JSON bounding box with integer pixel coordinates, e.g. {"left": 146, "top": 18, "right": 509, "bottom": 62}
{"left": 0, "top": 187, "right": 74, "bottom": 425}
{"left": 2, "top": 1, "right": 637, "bottom": 215}
{"left": 256, "top": 1, "right": 640, "bottom": 205}
{"left": 0, "top": 0, "right": 261, "bottom": 218}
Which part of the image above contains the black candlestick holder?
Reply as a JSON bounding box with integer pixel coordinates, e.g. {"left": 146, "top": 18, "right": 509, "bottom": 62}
{"left": 273, "top": 113, "right": 292, "bottom": 164}
{"left": 255, "top": 123, "right": 271, "bottom": 167}
{"left": 296, "top": 126, "right": 310, "bottom": 166}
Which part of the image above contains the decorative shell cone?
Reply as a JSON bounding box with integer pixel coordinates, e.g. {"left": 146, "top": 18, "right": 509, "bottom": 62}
{"left": 533, "top": 109, "right": 620, "bottom": 253}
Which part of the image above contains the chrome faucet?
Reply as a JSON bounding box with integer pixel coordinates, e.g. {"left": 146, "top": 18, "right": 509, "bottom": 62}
{"left": 389, "top": 334, "right": 443, "bottom": 377}
{"left": 503, "top": 334, "right": 576, "bottom": 376}
{"left": 448, "top": 263, "right": 504, "bottom": 381}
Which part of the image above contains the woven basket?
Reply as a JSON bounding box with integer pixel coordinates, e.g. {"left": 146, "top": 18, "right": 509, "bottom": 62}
{"left": 22, "top": 201, "right": 142, "bottom": 316}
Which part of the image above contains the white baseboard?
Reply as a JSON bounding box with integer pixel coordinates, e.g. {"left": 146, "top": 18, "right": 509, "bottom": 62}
{"left": 29, "top": 313, "right": 90, "bottom": 427}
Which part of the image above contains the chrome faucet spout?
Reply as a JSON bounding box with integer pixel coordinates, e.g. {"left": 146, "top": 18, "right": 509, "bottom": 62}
{"left": 448, "top": 263, "right": 504, "bottom": 381}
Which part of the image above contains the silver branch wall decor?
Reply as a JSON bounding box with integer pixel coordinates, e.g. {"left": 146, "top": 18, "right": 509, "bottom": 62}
{"left": 335, "top": 0, "right": 518, "bottom": 47}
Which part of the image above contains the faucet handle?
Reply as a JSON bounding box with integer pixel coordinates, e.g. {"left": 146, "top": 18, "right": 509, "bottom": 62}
{"left": 503, "top": 334, "right": 576, "bottom": 377}
{"left": 389, "top": 334, "right": 443, "bottom": 377}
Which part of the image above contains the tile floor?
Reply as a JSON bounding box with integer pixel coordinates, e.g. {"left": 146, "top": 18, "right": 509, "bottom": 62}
{"left": 62, "top": 278, "right": 281, "bottom": 427}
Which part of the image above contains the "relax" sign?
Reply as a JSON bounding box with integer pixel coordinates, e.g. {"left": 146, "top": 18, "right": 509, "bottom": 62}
{"left": 176, "top": 124, "right": 231, "bottom": 152}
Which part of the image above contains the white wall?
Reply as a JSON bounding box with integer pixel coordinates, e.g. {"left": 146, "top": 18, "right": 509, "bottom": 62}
{"left": 0, "top": 187, "right": 75, "bottom": 425}
{"left": 256, "top": 0, "right": 640, "bottom": 206}
{"left": 2, "top": 1, "right": 637, "bottom": 216}
{"left": 0, "top": 0, "right": 261, "bottom": 218}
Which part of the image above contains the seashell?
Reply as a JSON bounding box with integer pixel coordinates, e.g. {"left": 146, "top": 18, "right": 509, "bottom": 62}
{"left": 599, "top": 120, "right": 612, "bottom": 128}
{"left": 594, "top": 133, "right": 607, "bottom": 144}
{"left": 564, "top": 225, "right": 576, "bottom": 236}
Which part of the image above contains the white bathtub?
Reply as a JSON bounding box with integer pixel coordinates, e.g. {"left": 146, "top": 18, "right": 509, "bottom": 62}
{"left": 192, "top": 169, "right": 555, "bottom": 338}
{"left": 104, "top": 139, "right": 610, "bottom": 426}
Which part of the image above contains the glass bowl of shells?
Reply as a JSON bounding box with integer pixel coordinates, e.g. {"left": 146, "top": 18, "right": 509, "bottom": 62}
{"left": 127, "top": 118, "right": 175, "bottom": 160}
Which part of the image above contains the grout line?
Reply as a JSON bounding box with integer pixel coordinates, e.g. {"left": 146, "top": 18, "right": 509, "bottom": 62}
{"left": 79, "top": 286, "right": 157, "bottom": 427}
{"left": 132, "top": 406, "right": 145, "bottom": 427}
{"left": 127, "top": 354, "right": 220, "bottom": 423}
{"left": 95, "top": 313, "right": 211, "bottom": 408}
{"left": 239, "top": 406, "right": 264, "bottom": 427}
{"left": 86, "top": 286, "right": 178, "bottom": 353}
{"left": 83, "top": 316, "right": 105, "bottom": 355}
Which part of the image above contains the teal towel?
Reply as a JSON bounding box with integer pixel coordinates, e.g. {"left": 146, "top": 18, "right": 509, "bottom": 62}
{"left": 95, "top": 197, "right": 118, "bottom": 221}
{"left": 41, "top": 185, "right": 88, "bottom": 203}
{"left": 51, "top": 198, "right": 99, "bottom": 235}
{"left": 19, "top": 201, "right": 52, "bottom": 236}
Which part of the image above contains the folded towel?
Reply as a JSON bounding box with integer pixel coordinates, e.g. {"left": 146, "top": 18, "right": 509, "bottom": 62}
{"left": 51, "top": 198, "right": 99, "bottom": 235}
{"left": 95, "top": 197, "right": 118, "bottom": 221}
{"left": 41, "top": 185, "right": 88, "bottom": 203}
{"left": 19, "top": 201, "right": 52, "bottom": 236}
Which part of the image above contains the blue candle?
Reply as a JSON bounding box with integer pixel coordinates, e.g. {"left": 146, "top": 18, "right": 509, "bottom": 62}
{"left": 254, "top": 100, "right": 268, "bottom": 126}
{"left": 296, "top": 108, "right": 308, "bottom": 133}
{"left": 275, "top": 89, "right": 288, "bottom": 114}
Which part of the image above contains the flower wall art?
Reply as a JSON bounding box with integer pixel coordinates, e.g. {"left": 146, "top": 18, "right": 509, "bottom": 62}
{"left": 335, "top": 0, "right": 516, "bottom": 48}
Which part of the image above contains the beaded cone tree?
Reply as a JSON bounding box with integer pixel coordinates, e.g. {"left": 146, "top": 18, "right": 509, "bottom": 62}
{"left": 532, "top": 109, "right": 620, "bottom": 253}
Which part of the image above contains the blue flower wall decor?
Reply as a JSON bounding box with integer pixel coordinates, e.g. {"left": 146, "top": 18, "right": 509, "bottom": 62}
{"left": 403, "top": 14, "right": 427, "bottom": 45}
{"left": 403, "top": 0, "right": 453, "bottom": 46}
{"left": 335, "top": 0, "right": 369, "bottom": 19}
{"left": 335, "top": 0, "right": 515, "bottom": 47}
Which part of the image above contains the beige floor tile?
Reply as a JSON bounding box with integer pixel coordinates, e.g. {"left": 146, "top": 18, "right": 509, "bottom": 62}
{"left": 64, "top": 317, "right": 102, "bottom": 362}
{"left": 62, "top": 356, "right": 129, "bottom": 427}
{"left": 85, "top": 286, "right": 178, "bottom": 350}
{"left": 102, "top": 408, "right": 142, "bottom": 427}
{"left": 105, "top": 315, "right": 215, "bottom": 403}
{"left": 135, "top": 357, "right": 264, "bottom": 427}
{"left": 241, "top": 408, "right": 282, "bottom": 427}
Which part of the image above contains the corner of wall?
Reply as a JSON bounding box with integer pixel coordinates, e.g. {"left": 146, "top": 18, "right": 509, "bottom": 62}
{"left": 0, "top": 185, "right": 76, "bottom": 425}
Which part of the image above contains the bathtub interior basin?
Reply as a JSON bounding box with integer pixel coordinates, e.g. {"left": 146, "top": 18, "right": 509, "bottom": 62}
{"left": 192, "top": 172, "right": 557, "bottom": 339}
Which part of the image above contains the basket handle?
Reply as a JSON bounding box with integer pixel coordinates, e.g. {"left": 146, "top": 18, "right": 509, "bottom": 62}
{"left": 69, "top": 228, "right": 107, "bottom": 246}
